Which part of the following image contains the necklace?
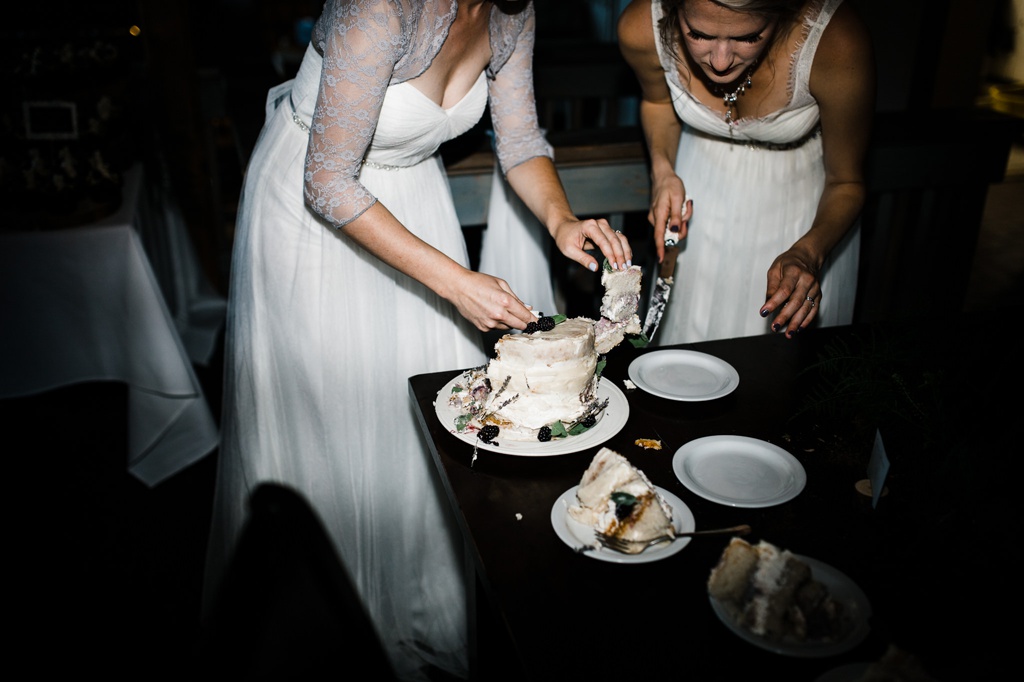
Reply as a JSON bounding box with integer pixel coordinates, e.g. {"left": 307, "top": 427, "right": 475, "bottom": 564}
{"left": 712, "top": 63, "right": 756, "bottom": 126}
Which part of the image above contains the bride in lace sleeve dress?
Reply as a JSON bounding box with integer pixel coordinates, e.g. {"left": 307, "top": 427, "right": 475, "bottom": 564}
{"left": 619, "top": 0, "right": 874, "bottom": 343}
{"left": 203, "top": 2, "right": 634, "bottom": 679}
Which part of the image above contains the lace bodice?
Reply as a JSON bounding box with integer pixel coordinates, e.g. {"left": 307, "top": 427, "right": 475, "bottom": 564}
{"left": 652, "top": 0, "right": 841, "bottom": 144}
{"left": 305, "top": 0, "right": 551, "bottom": 227}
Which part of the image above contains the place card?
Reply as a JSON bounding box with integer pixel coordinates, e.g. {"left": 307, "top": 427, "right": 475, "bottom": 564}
{"left": 867, "top": 429, "right": 890, "bottom": 509}
{"left": 854, "top": 429, "right": 890, "bottom": 508}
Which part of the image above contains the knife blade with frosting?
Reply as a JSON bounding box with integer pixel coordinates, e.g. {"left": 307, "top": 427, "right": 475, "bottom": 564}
{"left": 640, "top": 198, "right": 691, "bottom": 345}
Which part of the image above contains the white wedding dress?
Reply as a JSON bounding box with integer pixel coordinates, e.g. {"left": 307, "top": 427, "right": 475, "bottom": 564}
{"left": 651, "top": 0, "right": 859, "bottom": 344}
{"left": 204, "top": 3, "right": 557, "bottom": 675}
{"left": 205, "top": 44, "right": 488, "bottom": 679}
{"left": 206, "top": 4, "right": 558, "bottom": 678}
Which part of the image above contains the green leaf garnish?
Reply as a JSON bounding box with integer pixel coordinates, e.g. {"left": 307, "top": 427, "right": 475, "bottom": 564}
{"left": 610, "top": 491, "right": 638, "bottom": 506}
{"left": 602, "top": 258, "right": 613, "bottom": 273}
{"left": 610, "top": 491, "right": 638, "bottom": 520}
{"left": 451, "top": 385, "right": 464, "bottom": 394}
{"left": 552, "top": 314, "right": 567, "bottom": 325}
{"left": 567, "top": 421, "right": 591, "bottom": 436}
{"left": 595, "top": 358, "right": 607, "bottom": 378}
{"left": 454, "top": 414, "right": 472, "bottom": 432}
{"left": 548, "top": 421, "right": 568, "bottom": 438}
{"left": 628, "top": 333, "right": 650, "bottom": 348}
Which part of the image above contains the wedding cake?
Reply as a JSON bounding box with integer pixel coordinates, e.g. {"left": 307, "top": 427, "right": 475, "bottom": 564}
{"left": 568, "top": 448, "right": 675, "bottom": 553}
{"left": 447, "top": 315, "right": 605, "bottom": 442}
{"left": 446, "top": 265, "right": 642, "bottom": 444}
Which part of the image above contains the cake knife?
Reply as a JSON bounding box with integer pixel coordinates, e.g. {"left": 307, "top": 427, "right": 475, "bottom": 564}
{"left": 640, "top": 199, "right": 691, "bottom": 345}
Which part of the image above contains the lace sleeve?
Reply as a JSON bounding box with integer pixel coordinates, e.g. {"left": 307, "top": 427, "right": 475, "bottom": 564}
{"left": 303, "top": 1, "right": 408, "bottom": 228}
{"left": 488, "top": 7, "right": 554, "bottom": 176}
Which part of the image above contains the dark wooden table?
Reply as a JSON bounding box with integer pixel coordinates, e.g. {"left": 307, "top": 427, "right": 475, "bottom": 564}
{"left": 410, "top": 316, "right": 1018, "bottom": 681}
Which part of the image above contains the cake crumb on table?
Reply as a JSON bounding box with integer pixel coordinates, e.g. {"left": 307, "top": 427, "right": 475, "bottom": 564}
{"left": 635, "top": 438, "right": 662, "bottom": 450}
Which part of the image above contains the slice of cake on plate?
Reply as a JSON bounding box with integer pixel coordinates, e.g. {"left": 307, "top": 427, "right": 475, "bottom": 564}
{"left": 708, "top": 537, "right": 845, "bottom": 642}
{"left": 567, "top": 447, "right": 675, "bottom": 553}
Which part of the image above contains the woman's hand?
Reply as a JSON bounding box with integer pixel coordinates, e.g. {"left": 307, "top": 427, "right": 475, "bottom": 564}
{"left": 504, "top": 157, "right": 632, "bottom": 272}
{"left": 649, "top": 173, "right": 691, "bottom": 261}
{"left": 448, "top": 270, "right": 537, "bottom": 332}
{"left": 757, "top": 0, "right": 873, "bottom": 340}
{"left": 549, "top": 217, "right": 633, "bottom": 273}
{"left": 760, "top": 245, "right": 824, "bottom": 338}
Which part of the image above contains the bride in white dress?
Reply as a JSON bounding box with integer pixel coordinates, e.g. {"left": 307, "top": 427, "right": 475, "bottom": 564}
{"left": 204, "top": 2, "right": 633, "bottom": 680}
{"left": 618, "top": 0, "right": 874, "bottom": 343}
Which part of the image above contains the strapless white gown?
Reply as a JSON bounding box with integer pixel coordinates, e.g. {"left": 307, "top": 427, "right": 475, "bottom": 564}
{"left": 206, "top": 44, "right": 489, "bottom": 680}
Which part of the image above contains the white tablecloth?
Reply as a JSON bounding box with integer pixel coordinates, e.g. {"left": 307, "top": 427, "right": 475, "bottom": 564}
{"left": 0, "top": 167, "right": 223, "bottom": 486}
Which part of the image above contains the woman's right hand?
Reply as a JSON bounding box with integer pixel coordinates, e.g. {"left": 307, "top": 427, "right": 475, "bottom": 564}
{"left": 449, "top": 270, "right": 536, "bottom": 332}
{"left": 649, "top": 172, "right": 691, "bottom": 261}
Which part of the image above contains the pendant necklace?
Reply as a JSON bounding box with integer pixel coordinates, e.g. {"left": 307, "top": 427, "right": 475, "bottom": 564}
{"left": 713, "top": 62, "right": 757, "bottom": 127}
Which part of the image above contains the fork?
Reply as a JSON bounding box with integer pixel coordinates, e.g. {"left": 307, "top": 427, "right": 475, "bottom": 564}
{"left": 596, "top": 523, "right": 751, "bottom": 554}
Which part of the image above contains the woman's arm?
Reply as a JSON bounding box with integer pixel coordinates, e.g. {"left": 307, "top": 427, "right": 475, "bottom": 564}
{"left": 306, "top": 2, "right": 535, "bottom": 331}
{"left": 618, "top": 0, "right": 693, "bottom": 263}
{"left": 342, "top": 202, "right": 538, "bottom": 331}
{"left": 762, "top": 1, "right": 876, "bottom": 334}
{"left": 303, "top": 0, "right": 402, "bottom": 227}
{"left": 490, "top": 6, "right": 631, "bottom": 272}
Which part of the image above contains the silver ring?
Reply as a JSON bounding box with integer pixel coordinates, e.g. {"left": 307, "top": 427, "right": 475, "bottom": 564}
{"left": 806, "top": 296, "right": 816, "bottom": 308}
{"left": 614, "top": 229, "right": 623, "bottom": 234}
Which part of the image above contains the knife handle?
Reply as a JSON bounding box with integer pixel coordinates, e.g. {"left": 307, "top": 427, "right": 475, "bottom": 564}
{"left": 665, "top": 198, "right": 693, "bottom": 248}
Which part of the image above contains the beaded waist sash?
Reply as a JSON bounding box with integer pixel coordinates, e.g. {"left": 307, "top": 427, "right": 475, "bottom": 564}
{"left": 288, "top": 97, "right": 418, "bottom": 171}
{"left": 689, "top": 124, "right": 822, "bottom": 151}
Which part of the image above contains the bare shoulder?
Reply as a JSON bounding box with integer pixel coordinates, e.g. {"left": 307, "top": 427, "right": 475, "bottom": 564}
{"left": 811, "top": 1, "right": 875, "bottom": 168}
{"left": 814, "top": 1, "right": 874, "bottom": 72}
{"left": 616, "top": 0, "right": 656, "bottom": 55}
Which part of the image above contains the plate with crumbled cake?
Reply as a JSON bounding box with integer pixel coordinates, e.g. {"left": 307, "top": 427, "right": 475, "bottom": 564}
{"left": 708, "top": 542, "right": 872, "bottom": 657}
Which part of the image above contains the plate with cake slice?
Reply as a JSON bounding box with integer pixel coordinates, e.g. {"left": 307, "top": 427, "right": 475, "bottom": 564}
{"left": 673, "top": 435, "right": 806, "bottom": 507}
{"left": 551, "top": 485, "right": 696, "bottom": 563}
{"left": 628, "top": 350, "right": 739, "bottom": 401}
{"left": 551, "top": 448, "right": 697, "bottom": 563}
{"left": 707, "top": 538, "right": 872, "bottom": 657}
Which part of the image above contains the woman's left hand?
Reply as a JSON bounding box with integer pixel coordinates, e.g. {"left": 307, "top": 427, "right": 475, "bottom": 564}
{"left": 761, "top": 246, "right": 824, "bottom": 338}
{"left": 550, "top": 217, "right": 633, "bottom": 273}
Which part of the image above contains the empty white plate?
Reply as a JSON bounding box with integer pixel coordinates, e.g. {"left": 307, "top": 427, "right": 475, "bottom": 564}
{"left": 673, "top": 435, "right": 806, "bottom": 507}
{"left": 627, "top": 350, "right": 739, "bottom": 401}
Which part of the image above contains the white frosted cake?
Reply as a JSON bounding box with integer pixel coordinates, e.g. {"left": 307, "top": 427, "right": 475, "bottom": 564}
{"left": 708, "top": 537, "right": 845, "bottom": 642}
{"left": 447, "top": 316, "right": 606, "bottom": 442}
{"left": 568, "top": 447, "right": 675, "bottom": 553}
{"left": 595, "top": 264, "right": 643, "bottom": 354}
{"left": 445, "top": 265, "right": 642, "bottom": 444}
